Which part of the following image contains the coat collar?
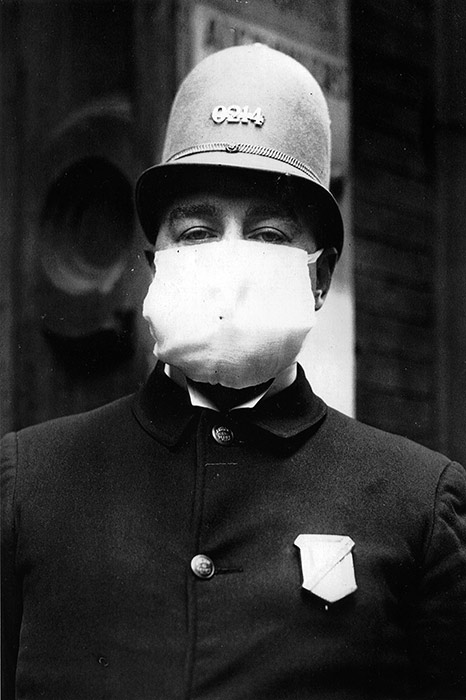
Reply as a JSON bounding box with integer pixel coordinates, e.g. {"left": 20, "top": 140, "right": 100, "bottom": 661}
{"left": 132, "top": 363, "right": 327, "bottom": 447}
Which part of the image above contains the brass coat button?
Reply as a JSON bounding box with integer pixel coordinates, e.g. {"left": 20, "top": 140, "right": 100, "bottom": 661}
{"left": 212, "top": 425, "right": 234, "bottom": 445}
{"left": 191, "top": 554, "right": 215, "bottom": 579}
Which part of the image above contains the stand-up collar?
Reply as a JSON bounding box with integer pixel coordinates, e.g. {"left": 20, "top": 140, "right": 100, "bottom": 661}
{"left": 132, "top": 363, "right": 327, "bottom": 447}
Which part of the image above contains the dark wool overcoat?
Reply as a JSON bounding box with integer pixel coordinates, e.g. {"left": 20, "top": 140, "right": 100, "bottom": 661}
{"left": 2, "top": 366, "right": 466, "bottom": 699}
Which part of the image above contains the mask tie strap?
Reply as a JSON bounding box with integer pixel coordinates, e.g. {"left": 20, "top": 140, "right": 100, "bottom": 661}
{"left": 307, "top": 249, "right": 324, "bottom": 265}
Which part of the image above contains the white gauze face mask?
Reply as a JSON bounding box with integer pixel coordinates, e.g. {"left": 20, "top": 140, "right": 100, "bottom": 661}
{"left": 143, "top": 240, "right": 321, "bottom": 389}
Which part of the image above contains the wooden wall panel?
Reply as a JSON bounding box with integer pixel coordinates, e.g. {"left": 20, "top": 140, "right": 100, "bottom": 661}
{"left": 0, "top": 3, "right": 23, "bottom": 434}
{"left": 433, "top": 0, "right": 466, "bottom": 463}
{"left": 1, "top": 1, "right": 154, "bottom": 431}
{"left": 351, "top": 1, "right": 437, "bottom": 447}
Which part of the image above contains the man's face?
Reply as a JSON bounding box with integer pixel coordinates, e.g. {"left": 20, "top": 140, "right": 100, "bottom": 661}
{"left": 153, "top": 172, "right": 336, "bottom": 310}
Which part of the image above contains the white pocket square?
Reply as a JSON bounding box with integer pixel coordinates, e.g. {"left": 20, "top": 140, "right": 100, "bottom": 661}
{"left": 294, "top": 534, "right": 357, "bottom": 603}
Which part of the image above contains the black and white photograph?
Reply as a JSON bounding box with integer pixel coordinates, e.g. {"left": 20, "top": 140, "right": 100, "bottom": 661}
{"left": 1, "top": 1, "right": 465, "bottom": 698}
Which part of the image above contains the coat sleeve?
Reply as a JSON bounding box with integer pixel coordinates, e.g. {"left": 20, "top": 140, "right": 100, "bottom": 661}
{"left": 1, "top": 432, "right": 22, "bottom": 700}
{"left": 408, "top": 460, "right": 466, "bottom": 699}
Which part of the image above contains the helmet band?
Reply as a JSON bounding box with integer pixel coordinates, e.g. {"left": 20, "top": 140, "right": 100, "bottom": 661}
{"left": 167, "top": 142, "right": 322, "bottom": 186}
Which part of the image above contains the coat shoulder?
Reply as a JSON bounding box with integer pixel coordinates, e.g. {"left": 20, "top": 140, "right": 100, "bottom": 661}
{"left": 1, "top": 393, "right": 137, "bottom": 474}
{"left": 25, "top": 393, "right": 132, "bottom": 436}
{"left": 327, "top": 406, "right": 451, "bottom": 458}
{"left": 322, "top": 406, "right": 463, "bottom": 486}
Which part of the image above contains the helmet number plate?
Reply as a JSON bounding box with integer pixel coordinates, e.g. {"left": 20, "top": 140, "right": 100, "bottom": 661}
{"left": 211, "top": 105, "right": 265, "bottom": 127}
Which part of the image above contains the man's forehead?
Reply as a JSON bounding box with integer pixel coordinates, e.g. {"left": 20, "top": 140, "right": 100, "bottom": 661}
{"left": 164, "top": 193, "right": 298, "bottom": 223}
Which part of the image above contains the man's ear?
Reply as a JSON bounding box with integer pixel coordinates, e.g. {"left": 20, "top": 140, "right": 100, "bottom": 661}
{"left": 313, "top": 247, "right": 338, "bottom": 310}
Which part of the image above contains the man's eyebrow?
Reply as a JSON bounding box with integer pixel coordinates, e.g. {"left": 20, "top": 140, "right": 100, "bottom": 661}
{"left": 167, "top": 202, "right": 219, "bottom": 225}
{"left": 245, "top": 202, "right": 298, "bottom": 221}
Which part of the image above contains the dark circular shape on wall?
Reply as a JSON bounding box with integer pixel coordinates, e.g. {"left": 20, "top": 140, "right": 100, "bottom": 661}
{"left": 40, "top": 156, "right": 134, "bottom": 296}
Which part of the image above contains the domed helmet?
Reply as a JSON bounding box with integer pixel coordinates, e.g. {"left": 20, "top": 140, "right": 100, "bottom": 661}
{"left": 136, "top": 43, "right": 343, "bottom": 256}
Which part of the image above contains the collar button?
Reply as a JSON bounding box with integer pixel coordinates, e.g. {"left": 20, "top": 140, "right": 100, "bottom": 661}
{"left": 212, "top": 425, "right": 234, "bottom": 445}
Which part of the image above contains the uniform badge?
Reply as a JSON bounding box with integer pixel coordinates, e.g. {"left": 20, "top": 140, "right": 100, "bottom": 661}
{"left": 294, "top": 534, "right": 357, "bottom": 603}
{"left": 211, "top": 105, "right": 265, "bottom": 127}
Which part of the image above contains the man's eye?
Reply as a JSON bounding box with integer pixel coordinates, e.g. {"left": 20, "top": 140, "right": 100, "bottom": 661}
{"left": 248, "top": 228, "right": 290, "bottom": 244}
{"left": 178, "top": 227, "right": 217, "bottom": 242}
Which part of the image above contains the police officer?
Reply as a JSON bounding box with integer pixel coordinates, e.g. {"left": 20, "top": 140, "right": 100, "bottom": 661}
{"left": 2, "top": 44, "right": 466, "bottom": 700}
